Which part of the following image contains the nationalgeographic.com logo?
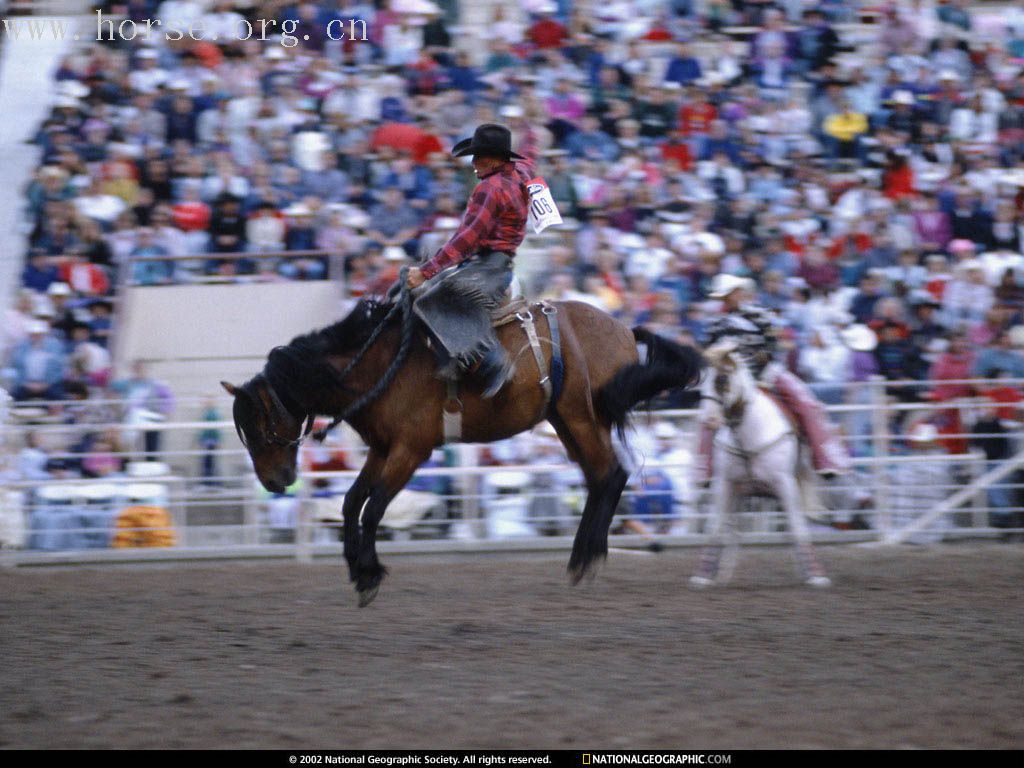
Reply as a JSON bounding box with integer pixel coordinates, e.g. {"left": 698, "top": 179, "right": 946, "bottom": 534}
{"left": 583, "top": 756, "right": 732, "bottom": 765}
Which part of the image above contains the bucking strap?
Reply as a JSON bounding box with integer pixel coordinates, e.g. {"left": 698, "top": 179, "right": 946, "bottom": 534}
{"left": 518, "top": 307, "right": 551, "bottom": 404}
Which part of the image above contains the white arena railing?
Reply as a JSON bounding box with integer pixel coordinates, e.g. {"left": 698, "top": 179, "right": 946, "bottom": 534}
{"left": 1, "top": 376, "right": 1022, "bottom": 565}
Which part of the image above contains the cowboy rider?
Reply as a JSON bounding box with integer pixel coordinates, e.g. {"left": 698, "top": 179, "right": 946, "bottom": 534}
{"left": 406, "top": 123, "right": 532, "bottom": 398}
{"left": 697, "top": 273, "right": 851, "bottom": 483}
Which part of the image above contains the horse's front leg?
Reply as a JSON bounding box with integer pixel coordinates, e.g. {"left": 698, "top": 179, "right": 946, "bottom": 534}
{"left": 341, "top": 451, "right": 382, "bottom": 584}
{"left": 354, "top": 446, "right": 425, "bottom": 607}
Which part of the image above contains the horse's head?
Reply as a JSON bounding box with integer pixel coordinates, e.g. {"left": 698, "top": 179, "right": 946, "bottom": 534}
{"left": 221, "top": 376, "right": 309, "bottom": 494}
{"left": 702, "top": 342, "right": 754, "bottom": 421}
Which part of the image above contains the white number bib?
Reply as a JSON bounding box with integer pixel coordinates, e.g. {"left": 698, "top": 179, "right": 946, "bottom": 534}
{"left": 526, "top": 177, "right": 563, "bottom": 234}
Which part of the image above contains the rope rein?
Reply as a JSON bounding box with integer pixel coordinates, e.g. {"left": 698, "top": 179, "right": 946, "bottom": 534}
{"left": 311, "top": 266, "right": 414, "bottom": 442}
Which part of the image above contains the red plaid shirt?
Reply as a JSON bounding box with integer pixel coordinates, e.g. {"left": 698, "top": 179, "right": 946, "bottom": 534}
{"left": 420, "top": 160, "right": 532, "bottom": 280}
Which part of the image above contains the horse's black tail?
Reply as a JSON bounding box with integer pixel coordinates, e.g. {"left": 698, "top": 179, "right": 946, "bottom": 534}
{"left": 598, "top": 327, "right": 705, "bottom": 441}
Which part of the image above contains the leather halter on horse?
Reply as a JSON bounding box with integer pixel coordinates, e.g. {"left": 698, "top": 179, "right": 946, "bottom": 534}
{"left": 262, "top": 377, "right": 316, "bottom": 448}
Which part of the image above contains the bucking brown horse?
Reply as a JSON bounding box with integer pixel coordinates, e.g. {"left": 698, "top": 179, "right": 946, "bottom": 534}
{"left": 222, "top": 281, "right": 702, "bottom": 606}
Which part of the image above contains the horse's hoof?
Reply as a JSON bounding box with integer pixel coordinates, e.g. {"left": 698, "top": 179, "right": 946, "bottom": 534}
{"left": 805, "top": 576, "right": 832, "bottom": 589}
{"left": 689, "top": 576, "right": 715, "bottom": 589}
{"left": 568, "top": 565, "right": 585, "bottom": 586}
{"left": 357, "top": 585, "right": 380, "bottom": 607}
{"left": 567, "top": 563, "right": 597, "bottom": 586}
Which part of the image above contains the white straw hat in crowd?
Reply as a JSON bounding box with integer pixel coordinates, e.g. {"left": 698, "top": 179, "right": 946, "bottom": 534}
{"left": 708, "top": 273, "right": 755, "bottom": 299}
{"left": 908, "top": 423, "right": 939, "bottom": 444}
{"left": 283, "top": 203, "right": 312, "bottom": 217}
{"left": 57, "top": 80, "right": 90, "bottom": 99}
{"left": 840, "top": 324, "right": 878, "bottom": 352}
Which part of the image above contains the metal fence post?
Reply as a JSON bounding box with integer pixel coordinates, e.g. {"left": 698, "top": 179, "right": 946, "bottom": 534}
{"left": 869, "top": 375, "right": 891, "bottom": 539}
{"left": 967, "top": 448, "right": 986, "bottom": 532}
{"left": 243, "top": 480, "right": 260, "bottom": 546}
{"left": 295, "top": 479, "right": 312, "bottom": 564}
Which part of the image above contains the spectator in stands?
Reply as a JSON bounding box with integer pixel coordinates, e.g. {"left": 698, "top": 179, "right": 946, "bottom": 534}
{"left": 365, "top": 187, "right": 422, "bottom": 257}
{"left": 974, "top": 329, "right": 1024, "bottom": 379}
{"left": 890, "top": 422, "right": 948, "bottom": 543}
{"left": 664, "top": 41, "right": 703, "bottom": 87}
{"left": 15, "top": 431, "right": 51, "bottom": 482}
{"left": 129, "top": 228, "right": 174, "bottom": 286}
{"left": 197, "top": 397, "right": 222, "bottom": 486}
{"left": 67, "top": 322, "right": 111, "bottom": 389}
{"left": 21, "top": 250, "right": 60, "bottom": 293}
{"left": 8, "top": 320, "right": 66, "bottom": 403}
{"left": 207, "top": 194, "right": 249, "bottom": 275}
{"left": 88, "top": 299, "right": 114, "bottom": 349}
{"left": 823, "top": 95, "right": 869, "bottom": 168}
{"left": 110, "top": 361, "right": 174, "bottom": 460}
{"left": 281, "top": 203, "right": 326, "bottom": 280}
{"left": 970, "top": 378, "right": 1018, "bottom": 530}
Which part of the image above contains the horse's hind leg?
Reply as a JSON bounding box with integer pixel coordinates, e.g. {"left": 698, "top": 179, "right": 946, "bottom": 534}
{"left": 774, "top": 470, "right": 831, "bottom": 588}
{"left": 550, "top": 413, "right": 626, "bottom": 583}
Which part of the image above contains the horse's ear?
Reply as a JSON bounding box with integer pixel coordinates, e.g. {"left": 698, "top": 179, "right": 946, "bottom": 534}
{"left": 221, "top": 381, "right": 240, "bottom": 397}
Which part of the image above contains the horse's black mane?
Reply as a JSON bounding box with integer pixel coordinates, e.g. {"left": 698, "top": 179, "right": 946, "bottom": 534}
{"left": 307, "top": 298, "right": 396, "bottom": 356}
{"left": 252, "top": 298, "right": 397, "bottom": 417}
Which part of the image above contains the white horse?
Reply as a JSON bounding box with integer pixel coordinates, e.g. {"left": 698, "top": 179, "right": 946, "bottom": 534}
{"left": 692, "top": 343, "right": 831, "bottom": 588}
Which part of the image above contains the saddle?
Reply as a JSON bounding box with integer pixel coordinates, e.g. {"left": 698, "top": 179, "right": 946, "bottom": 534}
{"left": 435, "top": 295, "right": 565, "bottom": 443}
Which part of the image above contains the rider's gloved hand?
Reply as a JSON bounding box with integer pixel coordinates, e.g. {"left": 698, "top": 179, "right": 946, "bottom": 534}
{"left": 406, "top": 267, "right": 426, "bottom": 289}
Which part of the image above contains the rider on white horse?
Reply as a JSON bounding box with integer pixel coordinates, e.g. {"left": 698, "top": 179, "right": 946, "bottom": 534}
{"left": 696, "top": 274, "right": 851, "bottom": 484}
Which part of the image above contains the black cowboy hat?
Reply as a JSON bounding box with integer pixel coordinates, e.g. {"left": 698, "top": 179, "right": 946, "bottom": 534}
{"left": 451, "top": 123, "right": 525, "bottom": 160}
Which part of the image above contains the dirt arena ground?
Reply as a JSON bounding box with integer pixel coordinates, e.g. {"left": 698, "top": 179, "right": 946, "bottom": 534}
{"left": 1, "top": 543, "right": 1021, "bottom": 749}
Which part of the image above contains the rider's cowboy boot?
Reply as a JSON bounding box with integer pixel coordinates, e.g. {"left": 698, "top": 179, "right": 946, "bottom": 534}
{"left": 475, "top": 345, "right": 515, "bottom": 399}
{"left": 772, "top": 370, "right": 851, "bottom": 477}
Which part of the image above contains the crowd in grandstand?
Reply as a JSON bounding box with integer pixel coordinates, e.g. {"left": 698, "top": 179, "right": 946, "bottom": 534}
{"left": 3, "top": 0, "right": 1024, "bottom": 535}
